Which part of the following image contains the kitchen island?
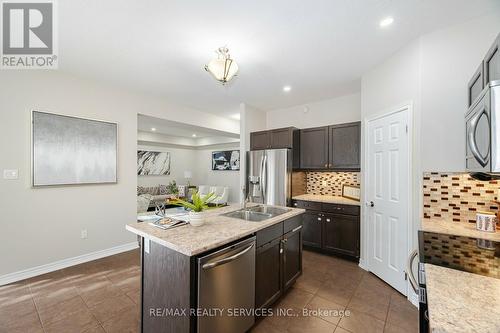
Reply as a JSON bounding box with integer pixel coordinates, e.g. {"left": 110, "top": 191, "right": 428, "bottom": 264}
{"left": 126, "top": 204, "right": 305, "bottom": 333}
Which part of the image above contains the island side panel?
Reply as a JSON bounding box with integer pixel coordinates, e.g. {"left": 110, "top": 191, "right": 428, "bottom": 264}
{"left": 141, "top": 238, "right": 193, "bottom": 333}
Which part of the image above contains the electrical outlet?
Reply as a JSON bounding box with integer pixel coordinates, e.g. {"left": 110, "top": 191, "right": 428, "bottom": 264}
{"left": 3, "top": 169, "right": 18, "bottom": 180}
{"left": 81, "top": 229, "right": 88, "bottom": 239}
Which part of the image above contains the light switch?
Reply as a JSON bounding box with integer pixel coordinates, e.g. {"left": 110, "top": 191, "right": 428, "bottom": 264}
{"left": 3, "top": 169, "right": 19, "bottom": 180}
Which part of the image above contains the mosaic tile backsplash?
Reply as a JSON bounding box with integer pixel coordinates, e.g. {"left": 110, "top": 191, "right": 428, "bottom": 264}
{"left": 423, "top": 172, "right": 500, "bottom": 223}
{"left": 422, "top": 232, "right": 499, "bottom": 278}
{"left": 306, "top": 172, "right": 360, "bottom": 196}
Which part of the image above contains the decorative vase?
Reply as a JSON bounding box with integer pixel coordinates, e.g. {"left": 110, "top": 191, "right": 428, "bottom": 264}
{"left": 189, "top": 211, "right": 205, "bottom": 227}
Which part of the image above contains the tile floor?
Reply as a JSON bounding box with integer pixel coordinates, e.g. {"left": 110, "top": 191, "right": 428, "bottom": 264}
{"left": 0, "top": 249, "right": 417, "bottom": 333}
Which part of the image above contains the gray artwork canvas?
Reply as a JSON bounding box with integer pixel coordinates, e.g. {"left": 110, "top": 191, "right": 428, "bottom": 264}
{"left": 32, "top": 111, "right": 117, "bottom": 186}
{"left": 137, "top": 151, "right": 171, "bottom": 175}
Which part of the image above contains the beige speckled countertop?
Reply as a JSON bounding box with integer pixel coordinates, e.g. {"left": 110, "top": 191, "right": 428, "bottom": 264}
{"left": 425, "top": 264, "right": 500, "bottom": 333}
{"left": 126, "top": 204, "right": 305, "bottom": 256}
{"left": 421, "top": 218, "right": 500, "bottom": 241}
{"left": 292, "top": 194, "right": 361, "bottom": 206}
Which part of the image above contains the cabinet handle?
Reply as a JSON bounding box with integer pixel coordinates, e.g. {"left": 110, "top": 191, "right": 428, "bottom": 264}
{"left": 329, "top": 164, "right": 333, "bottom": 168}
{"left": 294, "top": 203, "right": 298, "bottom": 207}
{"left": 324, "top": 163, "right": 328, "bottom": 168}
{"left": 292, "top": 226, "right": 303, "bottom": 233}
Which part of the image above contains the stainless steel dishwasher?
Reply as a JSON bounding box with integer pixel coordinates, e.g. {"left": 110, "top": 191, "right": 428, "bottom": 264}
{"left": 197, "top": 236, "right": 256, "bottom": 333}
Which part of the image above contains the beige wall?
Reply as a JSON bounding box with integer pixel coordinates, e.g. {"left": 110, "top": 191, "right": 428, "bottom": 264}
{"left": 0, "top": 71, "right": 237, "bottom": 277}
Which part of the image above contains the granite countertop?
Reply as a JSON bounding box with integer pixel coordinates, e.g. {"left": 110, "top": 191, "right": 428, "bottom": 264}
{"left": 127, "top": 204, "right": 305, "bottom": 256}
{"left": 292, "top": 194, "right": 361, "bottom": 206}
{"left": 425, "top": 264, "right": 500, "bottom": 333}
{"left": 421, "top": 218, "right": 500, "bottom": 241}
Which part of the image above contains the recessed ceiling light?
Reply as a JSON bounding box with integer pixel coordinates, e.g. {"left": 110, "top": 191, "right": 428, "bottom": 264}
{"left": 283, "top": 86, "right": 292, "bottom": 92}
{"left": 379, "top": 17, "right": 394, "bottom": 28}
{"left": 192, "top": 134, "right": 197, "bottom": 138}
{"left": 151, "top": 127, "right": 156, "bottom": 132}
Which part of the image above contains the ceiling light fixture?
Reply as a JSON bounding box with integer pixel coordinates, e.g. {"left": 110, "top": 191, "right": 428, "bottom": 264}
{"left": 283, "top": 86, "right": 292, "bottom": 92}
{"left": 205, "top": 47, "right": 239, "bottom": 84}
{"left": 192, "top": 134, "right": 197, "bottom": 138}
{"left": 151, "top": 127, "right": 156, "bottom": 132}
{"left": 379, "top": 17, "right": 394, "bottom": 27}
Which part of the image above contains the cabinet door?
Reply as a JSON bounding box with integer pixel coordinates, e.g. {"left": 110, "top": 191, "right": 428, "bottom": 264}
{"left": 300, "top": 127, "right": 329, "bottom": 169}
{"left": 484, "top": 34, "right": 500, "bottom": 83}
{"left": 282, "top": 227, "right": 302, "bottom": 291}
{"left": 255, "top": 238, "right": 282, "bottom": 309}
{"left": 270, "top": 128, "right": 293, "bottom": 149}
{"left": 302, "top": 212, "right": 322, "bottom": 248}
{"left": 322, "top": 213, "right": 359, "bottom": 258}
{"left": 329, "top": 122, "right": 361, "bottom": 170}
{"left": 250, "top": 131, "right": 270, "bottom": 150}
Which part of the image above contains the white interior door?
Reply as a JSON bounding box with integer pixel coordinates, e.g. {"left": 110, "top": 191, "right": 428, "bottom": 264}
{"left": 366, "top": 108, "right": 410, "bottom": 295}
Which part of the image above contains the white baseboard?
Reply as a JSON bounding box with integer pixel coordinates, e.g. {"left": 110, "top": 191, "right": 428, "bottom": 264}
{"left": 358, "top": 258, "right": 369, "bottom": 271}
{"left": 0, "top": 242, "right": 139, "bottom": 286}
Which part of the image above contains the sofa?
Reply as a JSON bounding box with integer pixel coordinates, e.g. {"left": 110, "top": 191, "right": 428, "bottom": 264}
{"left": 137, "top": 185, "right": 182, "bottom": 209}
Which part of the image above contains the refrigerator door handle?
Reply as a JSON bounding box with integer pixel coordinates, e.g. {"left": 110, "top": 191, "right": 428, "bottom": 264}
{"left": 262, "top": 154, "right": 268, "bottom": 204}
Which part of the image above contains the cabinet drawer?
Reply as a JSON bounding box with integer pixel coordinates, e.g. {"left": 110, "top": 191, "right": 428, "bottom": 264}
{"left": 322, "top": 203, "right": 360, "bottom": 216}
{"left": 284, "top": 215, "right": 303, "bottom": 234}
{"left": 291, "top": 200, "right": 322, "bottom": 211}
{"left": 256, "top": 222, "right": 283, "bottom": 247}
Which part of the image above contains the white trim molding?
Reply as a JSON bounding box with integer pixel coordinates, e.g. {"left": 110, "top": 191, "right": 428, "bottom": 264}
{"left": 0, "top": 242, "right": 138, "bottom": 286}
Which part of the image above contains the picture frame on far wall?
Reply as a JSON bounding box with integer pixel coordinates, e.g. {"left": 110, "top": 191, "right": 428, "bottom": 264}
{"left": 212, "top": 150, "right": 240, "bottom": 171}
{"left": 32, "top": 111, "right": 118, "bottom": 187}
{"left": 137, "top": 150, "right": 171, "bottom": 176}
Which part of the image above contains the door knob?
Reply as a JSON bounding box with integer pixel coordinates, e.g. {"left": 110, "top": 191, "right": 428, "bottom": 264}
{"left": 369, "top": 201, "right": 375, "bottom": 207}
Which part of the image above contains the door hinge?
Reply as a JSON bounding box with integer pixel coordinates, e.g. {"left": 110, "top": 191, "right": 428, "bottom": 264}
{"left": 405, "top": 124, "right": 408, "bottom": 134}
{"left": 404, "top": 271, "right": 408, "bottom": 281}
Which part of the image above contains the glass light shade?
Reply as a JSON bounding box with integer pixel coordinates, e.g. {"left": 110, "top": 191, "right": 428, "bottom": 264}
{"left": 205, "top": 50, "right": 239, "bottom": 84}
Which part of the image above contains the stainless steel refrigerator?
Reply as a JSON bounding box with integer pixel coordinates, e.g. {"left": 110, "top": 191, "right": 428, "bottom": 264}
{"left": 246, "top": 149, "right": 292, "bottom": 206}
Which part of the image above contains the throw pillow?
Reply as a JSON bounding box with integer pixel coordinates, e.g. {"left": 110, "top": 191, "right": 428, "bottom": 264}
{"left": 158, "top": 184, "right": 168, "bottom": 195}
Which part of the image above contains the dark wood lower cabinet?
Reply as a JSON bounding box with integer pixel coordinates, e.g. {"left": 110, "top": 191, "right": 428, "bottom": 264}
{"left": 282, "top": 227, "right": 302, "bottom": 291}
{"left": 322, "top": 213, "right": 359, "bottom": 257}
{"left": 302, "top": 212, "right": 322, "bottom": 248}
{"left": 292, "top": 200, "right": 360, "bottom": 259}
{"left": 255, "top": 238, "right": 282, "bottom": 309}
{"left": 255, "top": 216, "right": 303, "bottom": 310}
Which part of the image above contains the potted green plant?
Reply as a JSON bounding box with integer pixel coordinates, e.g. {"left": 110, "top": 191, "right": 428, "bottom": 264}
{"left": 169, "top": 191, "right": 217, "bottom": 226}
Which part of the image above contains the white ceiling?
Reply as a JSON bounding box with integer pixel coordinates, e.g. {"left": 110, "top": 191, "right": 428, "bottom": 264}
{"left": 59, "top": 0, "right": 500, "bottom": 118}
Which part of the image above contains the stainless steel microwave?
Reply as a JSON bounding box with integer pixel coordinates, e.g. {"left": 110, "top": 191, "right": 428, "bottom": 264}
{"left": 465, "top": 81, "right": 500, "bottom": 174}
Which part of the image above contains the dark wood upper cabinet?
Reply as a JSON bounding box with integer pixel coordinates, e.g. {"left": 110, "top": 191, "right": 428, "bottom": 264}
{"left": 329, "top": 122, "right": 361, "bottom": 171}
{"left": 250, "top": 127, "right": 298, "bottom": 150}
{"left": 299, "top": 126, "right": 329, "bottom": 169}
{"left": 299, "top": 122, "right": 360, "bottom": 171}
{"left": 250, "top": 131, "right": 271, "bottom": 150}
{"left": 282, "top": 227, "right": 302, "bottom": 291}
{"left": 322, "top": 213, "right": 359, "bottom": 258}
{"left": 468, "top": 63, "right": 484, "bottom": 107}
{"left": 270, "top": 128, "right": 294, "bottom": 149}
{"left": 484, "top": 33, "right": 500, "bottom": 84}
{"left": 255, "top": 237, "right": 282, "bottom": 309}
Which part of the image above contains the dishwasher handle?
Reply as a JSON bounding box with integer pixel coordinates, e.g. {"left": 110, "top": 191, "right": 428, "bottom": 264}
{"left": 202, "top": 243, "right": 255, "bottom": 270}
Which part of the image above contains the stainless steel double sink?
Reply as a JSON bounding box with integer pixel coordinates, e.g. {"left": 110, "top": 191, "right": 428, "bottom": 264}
{"left": 222, "top": 205, "right": 290, "bottom": 222}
